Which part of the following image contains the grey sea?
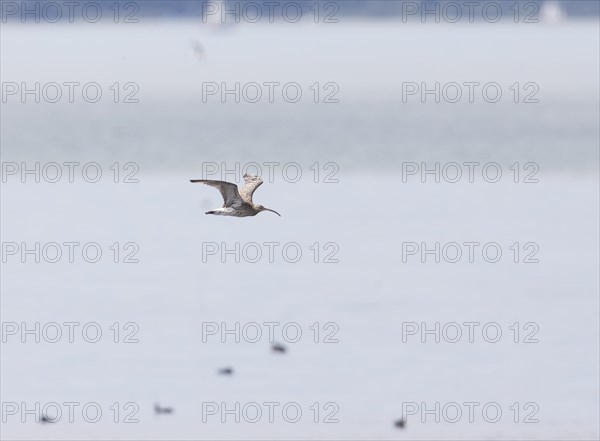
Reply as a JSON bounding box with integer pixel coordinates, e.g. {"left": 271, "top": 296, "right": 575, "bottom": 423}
{"left": 1, "top": 18, "right": 599, "bottom": 440}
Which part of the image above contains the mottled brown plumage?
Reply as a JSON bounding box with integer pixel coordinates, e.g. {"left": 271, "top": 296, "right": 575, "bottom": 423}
{"left": 190, "top": 174, "right": 281, "bottom": 217}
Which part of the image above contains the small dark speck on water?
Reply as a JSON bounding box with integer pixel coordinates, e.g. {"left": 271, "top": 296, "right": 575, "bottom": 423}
{"left": 272, "top": 343, "right": 287, "bottom": 353}
{"left": 154, "top": 403, "right": 174, "bottom": 415}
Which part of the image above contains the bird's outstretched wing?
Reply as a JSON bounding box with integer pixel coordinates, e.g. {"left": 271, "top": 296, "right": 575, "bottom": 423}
{"left": 239, "top": 174, "right": 263, "bottom": 204}
{"left": 190, "top": 180, "right": 242, "bottom": 207}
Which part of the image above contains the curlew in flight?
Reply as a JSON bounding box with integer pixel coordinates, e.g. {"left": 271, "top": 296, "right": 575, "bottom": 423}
{"left": 190, "top": 174, "right": 281, "bottom": 217}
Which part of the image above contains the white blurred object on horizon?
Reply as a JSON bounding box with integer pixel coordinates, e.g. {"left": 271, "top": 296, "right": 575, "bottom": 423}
{"left": 541, "top": 0, "right": 566, "bottom": 23}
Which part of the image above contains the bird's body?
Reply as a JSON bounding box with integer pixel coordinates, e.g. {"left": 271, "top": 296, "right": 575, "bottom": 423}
{"left": 190, "top": 174, "right": 281, "bottom": 218}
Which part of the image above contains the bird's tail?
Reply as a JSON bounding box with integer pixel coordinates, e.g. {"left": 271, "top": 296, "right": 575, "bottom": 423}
{"left": 190, "top": 179, "right": 204, "bottom": 183}
{"left": 205, "top": 211, "right": 215, "bottom": 215}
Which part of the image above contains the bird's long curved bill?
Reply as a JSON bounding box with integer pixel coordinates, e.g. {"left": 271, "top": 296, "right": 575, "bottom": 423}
{"left": 265, "top": 208, "right": 281, "bottom": 216}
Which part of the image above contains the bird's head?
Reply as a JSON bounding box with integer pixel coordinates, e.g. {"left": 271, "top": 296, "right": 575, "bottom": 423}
{"left": 257, "top": 205, "right": 281, "bottom": 216}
